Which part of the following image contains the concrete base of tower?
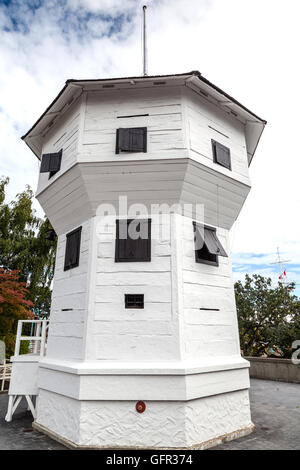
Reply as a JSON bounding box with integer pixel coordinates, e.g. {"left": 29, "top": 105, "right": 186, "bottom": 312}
{"left": 33, "top": 418, "right": 255, "bottom": 450}
{"left": 34, "top": 389, "right": 253, "bottom": 449}
{"left": 33, "top": 357, "right": 253, "bottom": 448}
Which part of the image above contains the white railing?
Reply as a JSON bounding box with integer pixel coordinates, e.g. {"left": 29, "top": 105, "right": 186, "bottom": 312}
{"left": 0, "top": 361, "right": 12, "bottom": 392}
{"left": 15, "top": 319, "right": 49, "bottom": 357}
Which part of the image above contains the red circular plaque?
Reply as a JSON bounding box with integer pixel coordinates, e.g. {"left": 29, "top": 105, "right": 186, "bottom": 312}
{"left": 136, "top": 401, "right": 146, "bottom": 413}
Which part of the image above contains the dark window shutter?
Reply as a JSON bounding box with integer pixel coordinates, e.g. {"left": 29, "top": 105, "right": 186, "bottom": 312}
{"left": 115, "top": 219, "right": 151, "bottom": 262}
{"left": 40, "top": 154, "right": 51, "bottom": 173}
{"left": 117, "top": 129, "right": 131, "bottom": 153}
{"left": 116, "top": 220, "right": 129, "bottom": 260}
{"left": 130, "top": 128, "right": 146, "bottom": 152}
{"left": 64, "top": 226, "right": 82, "bottom": 271}
{"left": 212, "top": 140, "right": 231, "bottom": 170}
{"left": 204, "top": 227, "right": 228, "bottom": 257}
{"left": 40, "top": 150, "right": 62, "bottom": 174}
{"left": 193, "top": 222, "right": 227, "bottom": 266}
{"left": 116, "top": 128, "right": 147, "bottom": 154}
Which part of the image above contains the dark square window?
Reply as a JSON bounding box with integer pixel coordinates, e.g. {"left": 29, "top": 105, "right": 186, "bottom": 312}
{"left": 212, "top": 140, "right": 231, "bottom": 170}
{"left": 125, "top": 294, "right": 144, "bottom": 309}
{"left": 64, "top": 226, "right": 82, "bottom": 271}
{"left": 115, "top": 219, "right": 151, "bottom": 262}
{"left": 40, "top": 149, "right": 62, "bottom": 177}
{"left": 116, "top": 128, "right": 147, "bottom": 154}
{"left": 193, "top": 222, "right": 228, "bottom": 266}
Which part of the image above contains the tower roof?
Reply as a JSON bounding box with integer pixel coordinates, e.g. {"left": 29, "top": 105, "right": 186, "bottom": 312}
{"left": 22, "top": 71, "right": 266, "bottom": 164}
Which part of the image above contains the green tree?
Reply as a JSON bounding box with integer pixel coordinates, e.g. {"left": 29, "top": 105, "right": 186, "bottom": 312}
{"left": 235, "top": 274, "right": 300, "bottom": 358}
{"left": 0, "top": 176, "right": 57, "bottom": 318}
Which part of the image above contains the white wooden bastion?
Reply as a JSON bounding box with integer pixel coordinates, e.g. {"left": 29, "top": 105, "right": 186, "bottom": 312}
{"left": 19, "top": 71, "right": 265, "bottom": 448}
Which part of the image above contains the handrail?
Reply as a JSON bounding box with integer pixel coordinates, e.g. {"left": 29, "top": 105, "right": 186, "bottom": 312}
{"left": 14, "top": 319, "right": 49, "bottom": 357}
{"left": 0, "top": 361, "right": 12, "bottom": 391}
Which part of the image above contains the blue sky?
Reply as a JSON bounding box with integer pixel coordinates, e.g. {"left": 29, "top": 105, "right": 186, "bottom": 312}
{"left": 2, "top": 0, "right": 134, "bottom": 37}
{"left": 0, "top": 0, "right": 299, "bottom": 295}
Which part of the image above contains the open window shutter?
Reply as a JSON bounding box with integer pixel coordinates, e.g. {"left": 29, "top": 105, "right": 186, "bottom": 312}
{"left": 40, "top": 154, "right": 51, "bottom": 172}
{"left": 193, "top": 223, "right": 205, "bottom": 251}
{"left": 212, "top": 141, "right": 231, "bottom": 170}
{"left": 204, "top": 227, "right": 228, "bottom": 257}
{"left": 64, "top": 227, "right": 82, "bottom": 271}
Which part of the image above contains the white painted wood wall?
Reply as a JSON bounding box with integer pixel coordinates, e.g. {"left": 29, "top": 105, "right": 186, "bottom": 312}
{"left": 46, "top": 219, "right": 91, "bottom": 360}
{"left": 37, "top": 80, "right": 250, "bottom": 365}
{"left": 26, "top": 76, "right": 262, "bottom": 448}
{"left": 46, "top": 213, "right": 240, "bottom": 364}
{"left": 37, "top": 84, "right": 250, "bottom": 198}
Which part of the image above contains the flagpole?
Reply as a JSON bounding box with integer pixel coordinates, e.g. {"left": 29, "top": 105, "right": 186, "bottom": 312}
{"left": 143, "top": 5, "right": 148, "bottom": 76}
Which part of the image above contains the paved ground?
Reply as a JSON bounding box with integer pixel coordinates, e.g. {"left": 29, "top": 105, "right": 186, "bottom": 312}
{"left": 0, "top": 394, "right": 65, "bottom": 450}
{"left": 216, "top": 379, "right": 300, "bottom": 450}
{"left": 0, "top": 379, "right": 299, "bottom": 450}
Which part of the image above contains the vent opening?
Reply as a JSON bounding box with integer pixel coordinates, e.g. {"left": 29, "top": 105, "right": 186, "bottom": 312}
{"left": 125, "top": 294, "right": 144, "bottom": 309}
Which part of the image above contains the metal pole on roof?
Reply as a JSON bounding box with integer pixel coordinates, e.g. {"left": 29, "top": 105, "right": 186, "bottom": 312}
{"left": 143, "top": 5, "right": 148, "bottom": 76}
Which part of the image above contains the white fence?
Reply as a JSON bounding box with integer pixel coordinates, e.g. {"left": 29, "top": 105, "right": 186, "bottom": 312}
{"left": 5, "top": 319, "right": 49, "bottom": 422}
{"left": 15, "top": 319, "right": 49, "bottom": 357}
{"left": 0, "top": 362, "right": 12, "bottom": 392}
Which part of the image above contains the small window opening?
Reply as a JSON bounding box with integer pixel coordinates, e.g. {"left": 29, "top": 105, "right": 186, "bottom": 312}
{"left": 64, "top": 226, "right": 82, "bottom": 271}
{"left": 211, "top": 140, "right": 231, "bottom": 170}
{"left": 116, "top": 127, "right": 147, "bottom": 154}
{"left": 125, "top": 294, "right": 144, "bottom": 309}
{"left": 193, "top": 222, "right": 227, "bottom": 266}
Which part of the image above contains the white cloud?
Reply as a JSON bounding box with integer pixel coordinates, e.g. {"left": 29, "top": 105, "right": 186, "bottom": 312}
{"left": 0, "top": 0, "right": 299, "bottom": 292}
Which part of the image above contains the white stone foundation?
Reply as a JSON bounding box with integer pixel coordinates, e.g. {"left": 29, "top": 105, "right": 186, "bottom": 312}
{"left": 35, "top": 388, "right": 252, "bottom": 448}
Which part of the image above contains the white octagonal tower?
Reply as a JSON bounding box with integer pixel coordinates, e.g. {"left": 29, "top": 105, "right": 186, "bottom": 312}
{"left": 23, "top": 71, "right": 266, "bottom": 449}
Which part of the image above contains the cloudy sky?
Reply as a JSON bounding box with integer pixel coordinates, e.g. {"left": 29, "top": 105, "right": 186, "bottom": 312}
{"left": 0, "top": 0, "right": 299, "bottom": 294}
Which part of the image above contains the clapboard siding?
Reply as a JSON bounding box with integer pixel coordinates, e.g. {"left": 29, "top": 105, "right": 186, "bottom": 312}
{"left": 34, "top": 81, "right": 252, "bottom": 368}
{"left": 96, "top": 257, "right": 171, "bottom": 273}
{"left": 84, "top": 214, "right": 181, "bottom": 361}
{"left": 183, "top": 87, "right": 250, "bottom": 184}
{"left": 37, "top": 157, "right": 250, "bottom": 235}
{"left": 46, "top": 219, "right": 91, "bottom": 360}
{"left": 79, "top": 87, "right": 187, "bottom": 162}
{"left": 37, "top": 96, "right": 82, "bottom": 195}
{"left": 94, "top": 334, "right": 178, "bottom": 361}
{"left": 177, "top": 215, "right": 239, "bottom": 359}
{"left": 95, "top": 286, "right": 172, "bottom": 304}
{"left": 184, "top": 309, "right": 235, "bottom": 326}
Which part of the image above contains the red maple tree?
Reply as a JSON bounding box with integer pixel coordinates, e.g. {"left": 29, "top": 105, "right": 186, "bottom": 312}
{"left": 0, "top": 268, "right": 34, "bottom": 356}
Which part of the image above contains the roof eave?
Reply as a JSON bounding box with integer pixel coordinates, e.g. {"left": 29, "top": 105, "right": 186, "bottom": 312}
{"left": 22, "top": 71, "right": 267, "bottom": 162}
